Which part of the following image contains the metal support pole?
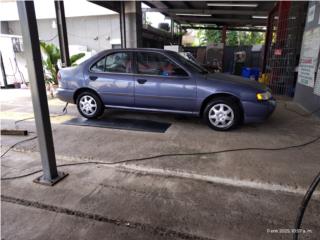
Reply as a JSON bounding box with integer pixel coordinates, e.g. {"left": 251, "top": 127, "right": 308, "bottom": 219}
{"left": 134, "top": 1, "right": 143, "bottom": 48}
{"left": 119, "top": 1, "right": 126, "bottom": 48}
{"left": 262, "top": 3, "right": 278, "bottom": 73}
{"left": 171, "top": 19, "right": 174, "bottom": 39}
{"left": 17, "top": 1, "right": 67, "bottom": 185}
{"left": 221, "top": 26, "right": 227, "bottom": 72}
{"left": 276, "top": 1, "right": 291, "bottom": 48}
{"left": 221, "top": 25, "right": 227, "bottom": 45}
{"left": 0, "top": 51, "right": 8, "bottom": 88}
{"left": 54, "top": 0, "right": 70, "bottom": 67}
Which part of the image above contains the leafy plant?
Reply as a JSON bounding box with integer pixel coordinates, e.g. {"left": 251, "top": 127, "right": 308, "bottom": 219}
{"left": 70, "top": 53, "right": 85, "bottom": 66}
{"left": 40, "top": 42, "right": 85, "bottom": 84}
{"left": 193, "top": 28, "right": 265, "bottom": 46}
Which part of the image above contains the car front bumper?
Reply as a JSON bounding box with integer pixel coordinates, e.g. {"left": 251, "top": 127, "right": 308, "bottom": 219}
{"left": 242, "top": 99, "right": 276, "bottom": 123}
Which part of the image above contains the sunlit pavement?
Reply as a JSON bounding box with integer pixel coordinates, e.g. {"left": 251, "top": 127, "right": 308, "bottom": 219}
{"left": 1, "top": 88, "right": 320, "bottom": 240}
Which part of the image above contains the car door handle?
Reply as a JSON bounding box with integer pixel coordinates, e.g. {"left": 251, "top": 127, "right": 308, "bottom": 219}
{"left": 137, "top": 79, "right": 147, "bottom": 84}
{"left": 89, "top": 76, "right": 98, "bottom": 81}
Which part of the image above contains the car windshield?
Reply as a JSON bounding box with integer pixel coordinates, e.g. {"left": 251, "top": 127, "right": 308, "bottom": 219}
{"left": 167, "top": 51, "right": 208, "bottom": 74}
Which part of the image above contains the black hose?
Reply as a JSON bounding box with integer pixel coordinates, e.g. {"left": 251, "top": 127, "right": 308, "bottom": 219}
{"left": 1, "top": 136, "right": 320, "bottom": 180}
{"left": 14, "top": 102, "right": 68, "bottom": 126}
{"left": 0, "top": 136, "right": 38, "bottom": 158}
{"left": 293, "top": 171, "right": 320, "bottom": 240}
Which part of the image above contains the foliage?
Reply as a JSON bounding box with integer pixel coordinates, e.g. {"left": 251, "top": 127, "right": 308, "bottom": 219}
{"left": 226, "top": 31, "right": 265, "bottom": 46}
{"left": 40, "top": 42, "right": 85, "bottom": 84}
{"left": 226, "top": 31, "right": 239, "bottom": 46}
{"left": 194, "top": 29, "right": 221, "bottom": 46}
{"left": 70, "top": 53, "right": 86, "bottom": 66}
{"left": 193, "top": 29, "right": 265, "bottom": 46}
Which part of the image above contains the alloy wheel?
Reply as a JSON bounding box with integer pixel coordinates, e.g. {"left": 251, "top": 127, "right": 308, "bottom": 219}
{"left": 79, "top": 95, "right": 97, "bottom": 116}
{"left": 208, "top": 103, "right": 234, "bottom": 128}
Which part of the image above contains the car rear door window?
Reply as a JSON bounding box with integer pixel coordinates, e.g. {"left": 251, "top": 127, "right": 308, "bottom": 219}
{"left": 91, "top": 57, "right": 106, "bottom": 72}
{"left": 137, "top": 52, "right": 188, "bottom": 77}
{"left": 91, "top": 52, "right": 132, "bottom": 73}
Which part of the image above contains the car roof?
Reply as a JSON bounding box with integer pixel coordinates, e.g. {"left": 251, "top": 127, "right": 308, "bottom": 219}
{"left": 102, "top": 48, "right": 176, "bottom": 54}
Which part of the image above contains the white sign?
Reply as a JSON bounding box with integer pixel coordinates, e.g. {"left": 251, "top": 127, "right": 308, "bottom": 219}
{"left": 298, "top": 58, "right": 316, "bottom": 87}
{"left": 314, "top": 64, "right": 320, "bottom": 96}
{"left": 297, "top": 27, "right": 320, "bottom": 87}
{"left": 307, "top": 5, "right": 315, "bottom": 23}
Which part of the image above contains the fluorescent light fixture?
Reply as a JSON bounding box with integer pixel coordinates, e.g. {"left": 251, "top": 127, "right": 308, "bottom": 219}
{"left": 252, "top": 16, "right": 268, "bottom": 19}
{"left": 176, "top": 13, "right": 212, "bottom": 17}
{"left": 255, "top": 26, "right": 267, "bottom": 29}
{"left": 207, "top": 3, "right": 258, "bottom": 7}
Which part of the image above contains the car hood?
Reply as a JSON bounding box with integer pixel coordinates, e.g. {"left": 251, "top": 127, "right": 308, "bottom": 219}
{"left": 206, "top": 73, "right": 269, "bottom": 92}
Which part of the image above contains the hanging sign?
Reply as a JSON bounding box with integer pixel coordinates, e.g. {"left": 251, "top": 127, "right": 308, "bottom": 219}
{"left": 314, "top": 64, "right": 320, "bottom": 96}
{"left": 297, "top": 27, "right": 320, "bottom": 87}
{"left": 307, "top": 5, "right": 316, "bottom": 23}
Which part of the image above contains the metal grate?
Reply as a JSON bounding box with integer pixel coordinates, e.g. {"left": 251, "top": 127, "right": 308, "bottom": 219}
{"left": 264, "top": 2, "right": 307, "bottom": 96}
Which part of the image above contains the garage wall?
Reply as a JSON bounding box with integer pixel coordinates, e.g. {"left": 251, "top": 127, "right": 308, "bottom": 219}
{"left": 294, "top": 1, "right": 320, "bottom": 117}
{"left": 6, "top": 14, "right": 121, "bottom": 52}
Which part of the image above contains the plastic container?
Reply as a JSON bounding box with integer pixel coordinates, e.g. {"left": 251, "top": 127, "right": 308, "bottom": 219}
{"left": 241, "top": 67, "right": 260, "bottom": 80}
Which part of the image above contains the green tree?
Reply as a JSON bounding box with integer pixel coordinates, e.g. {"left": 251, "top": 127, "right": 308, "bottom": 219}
{"left": 205, "top": 29, "right": 221, "bottom": 44}
{"left": 226, "top": 31, "right": 239, "bottom": 46}
{"left": 248, "top": 32, "right": 265, "bottom": 45}
{"left": 40, "top": 42, "right": 85, "bottom": 85}
{"left": 196, "top": 29, "right": 265, "bottom": 46}
{"left": 195, "top": 29, "right": 221, "bottom": 46}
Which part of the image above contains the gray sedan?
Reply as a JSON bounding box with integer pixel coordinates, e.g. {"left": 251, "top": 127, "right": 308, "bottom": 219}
{"left": 57, "top": 48, "right": 276, "bottom": 131}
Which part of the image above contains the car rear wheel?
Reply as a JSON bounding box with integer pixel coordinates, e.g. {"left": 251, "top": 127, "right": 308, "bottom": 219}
{"left": 203, "top": 97, "right": 241, "bottom": 131}
{"left": 76, "top": 92, "right": 104, "bottom": 119}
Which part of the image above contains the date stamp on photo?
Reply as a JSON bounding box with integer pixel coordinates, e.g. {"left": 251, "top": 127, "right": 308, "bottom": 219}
{"left": 267, "top": 228, "right": 313, "bottom": 234}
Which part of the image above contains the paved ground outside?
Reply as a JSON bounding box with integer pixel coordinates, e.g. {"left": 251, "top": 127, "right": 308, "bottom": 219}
{"left": 1, "top": 89, "right": 320, "bottom": 240}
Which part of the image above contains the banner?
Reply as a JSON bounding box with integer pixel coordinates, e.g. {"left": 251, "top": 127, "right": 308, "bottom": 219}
{"left": 297, "top": 27, "right": 320, "bottom": 87}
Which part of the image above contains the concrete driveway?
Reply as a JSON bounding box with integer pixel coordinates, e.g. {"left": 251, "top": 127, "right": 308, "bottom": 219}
{"left": 1, "top": 89, "right": 320, "bottom": 240}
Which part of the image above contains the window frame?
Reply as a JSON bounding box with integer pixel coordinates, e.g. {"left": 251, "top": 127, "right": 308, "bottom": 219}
{"left": 89, "top": 51, "right": 133, "bottom": 75}
{"left": 133, "top": 51, "right": 191, "bottom": 79}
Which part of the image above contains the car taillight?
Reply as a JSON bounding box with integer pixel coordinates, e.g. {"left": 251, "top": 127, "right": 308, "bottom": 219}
{"left": 57, "top": 71, "right": 61, "bottom": 82}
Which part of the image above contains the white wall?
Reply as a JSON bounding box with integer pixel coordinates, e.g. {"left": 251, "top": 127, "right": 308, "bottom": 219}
{"left": 0, "top": 0, "right": 117, "bottom": 21}
{"left": 7, "top": 14, "right": 121, "bottom": 52}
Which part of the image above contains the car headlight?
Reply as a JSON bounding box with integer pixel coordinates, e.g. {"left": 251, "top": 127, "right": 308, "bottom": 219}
{"left": 256, "top": 91, "right": 272, "bottom": 101}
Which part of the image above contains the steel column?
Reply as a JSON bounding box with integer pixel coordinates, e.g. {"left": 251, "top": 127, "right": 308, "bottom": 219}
{"left": 54, "top": 0, "right": 70, "bottom": 67}
{"left": 276, "top": 1, "right": 291, "bottom": 48}
{"left": 0, "top": 51, "right": 8, "bottom": 88}
{"left": 16, "top": 1, "right": 67, "bottom": 185}
{"left": 262, "top": 3, "right": 278, "bottom": 73}
{"left": 221, "top": 26, "right": 227, "bottom": 72}
{"left": 221, "top": 25, "right": 227, "bottom": 45}
{"left": 119, "top": 1, "right": 126, "bottom": 48}
{"left": 134, "top": 1, "right": 143, "bottom": 48}
{"left": 171, "top": 19, "right": 174, "bottom": 38}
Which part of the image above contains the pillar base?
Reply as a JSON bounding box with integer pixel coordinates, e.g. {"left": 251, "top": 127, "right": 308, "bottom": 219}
{"left": 33, "top": 171, "right": 68, "bottom": 186}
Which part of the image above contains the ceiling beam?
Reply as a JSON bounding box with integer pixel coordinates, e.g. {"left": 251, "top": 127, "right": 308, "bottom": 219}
{"left": 184, "top": 2, "right": 194, "bottom": 9}
{"left": 142, "top": 8, "right": 268, "bottom": 16}
{"left": 181, "top": 26, "right": 266, "bottom": 32}
{"left": 90, "top": 1, "right": 120, "bottom": 13}
{"left": 174, "top": 16, "right": 267, "bottom": 25}
{"left": 160, "top": 1, "right": 173, "bottom": 9}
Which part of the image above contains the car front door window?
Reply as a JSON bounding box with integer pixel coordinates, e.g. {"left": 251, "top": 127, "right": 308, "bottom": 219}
{"left": 136, "top": 52, "right": 188, "bottom": 77}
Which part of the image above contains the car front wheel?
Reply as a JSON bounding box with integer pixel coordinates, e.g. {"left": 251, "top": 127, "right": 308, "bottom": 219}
{"left": 203, "top": 97, "right": 241, "bottom": 131}
{"left": 76, "top": 92, "right": 104, "bottom": 119}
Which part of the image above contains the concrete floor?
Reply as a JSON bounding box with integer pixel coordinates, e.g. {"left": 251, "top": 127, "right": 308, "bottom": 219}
{"left": 1, "top": 89, "right": 320, "bottom": 240}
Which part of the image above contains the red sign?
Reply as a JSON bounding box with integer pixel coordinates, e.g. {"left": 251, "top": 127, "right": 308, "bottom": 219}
{"left": 274, "top": 49, "right": 282, "bottom": 56}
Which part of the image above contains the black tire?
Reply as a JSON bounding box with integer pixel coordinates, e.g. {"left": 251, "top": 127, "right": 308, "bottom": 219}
{"left": 203, "top": 97, "right": 241, "bottom": 131}
{"left": 76, "top": 91, "right": 104, "bottom": 119}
